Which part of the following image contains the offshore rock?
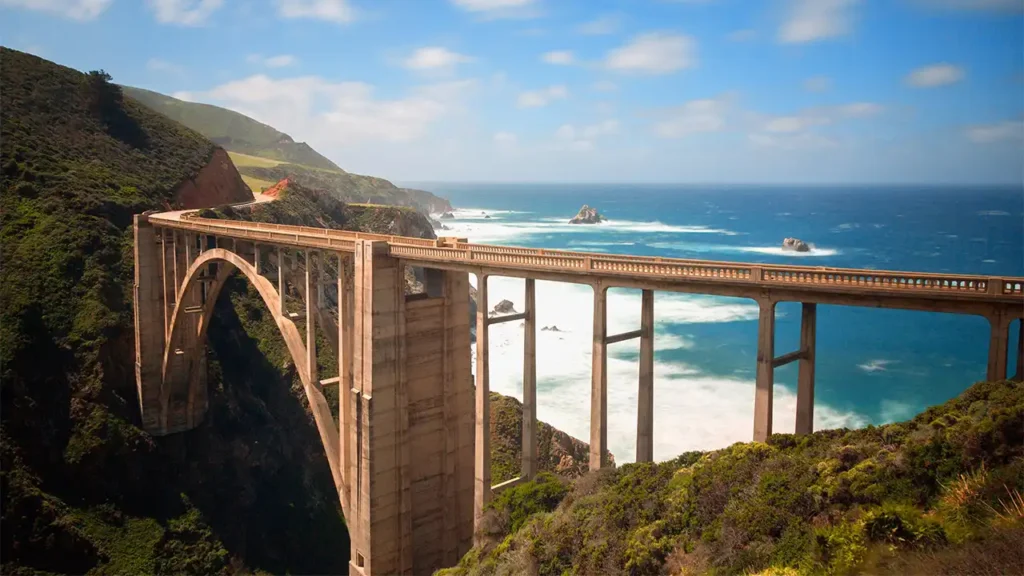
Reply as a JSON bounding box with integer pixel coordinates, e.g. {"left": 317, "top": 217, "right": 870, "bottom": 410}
{"left": 441, "top": 211, "right": 455, "bottom": 219}
{"left": 782, "top": 237, "right": 811, "bottom": 252}
{"left": 568, "top": 204, "right": 606, "bottom": 224}
{"left": 493, "top": 299, "right": 516, "bottom": 314}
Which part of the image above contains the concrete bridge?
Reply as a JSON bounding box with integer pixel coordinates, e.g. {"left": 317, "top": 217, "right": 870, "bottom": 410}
{"left": 133, "top": 209, "right": 1024, "bottom": 575}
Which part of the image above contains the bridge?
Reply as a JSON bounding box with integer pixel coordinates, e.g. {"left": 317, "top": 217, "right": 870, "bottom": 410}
{"left": 133, "top": 208, "right": 1024, "bottom": 575}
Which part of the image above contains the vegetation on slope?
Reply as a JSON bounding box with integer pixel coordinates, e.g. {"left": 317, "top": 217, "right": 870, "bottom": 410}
{"left": 445, "top": 379, "right": 1024, "bottom": 576}
{"left": 122, "top": 86, "right": 454, "bottom": 215}
{"left": 122, "top": 86, "right": 342, "bottom": 171}
{"left": 1, "top": 48, "right": 347, "bottom": 575}
{"left": 236, "top": 161, "right": 453, "bottom": 215}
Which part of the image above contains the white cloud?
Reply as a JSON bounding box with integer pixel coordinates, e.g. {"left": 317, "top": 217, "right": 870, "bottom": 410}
{"left": 654, "top": 96, "right": 732, "bottom": 138}
{"left": 726, "top": 29, "right": 757, "bottom": 42}
{"left": 148, "top": 0, "right": 223, "bottom": 25}
{"left": 749, "top": 132, "right": 839, "bottom": 149}
{"left": 778, "top": 0, "right": 858, "bottom": 44}
{"left": 184, "top": 74, "right": 477, "bottom": 146}
{"left": 403, "top": 47, "right": 475, "bottom": 71}
{"left": 277, "top": 0, "right": 354, "bottom": 23}
{"left": 592, "top": 80, "right": 618, "bottom": 92}
{"left": 0, "top": 0, "right": 111, "bottom": 19}
{"left": 541, "top": 50, "right": 574, "bottom": 65}
{"left": 604, "top": 32, "right": 697, "bottom": 75}
{"left": 449, "top": 0, "right": 538, "bottom": 18}
{"left": 905, "top": 63, "right": 965, "bottom": 87}
{"left": 966, "top": 120, "right": 1023, "bottom": 143}
{"left": 576, "top": 14, "right": 620, "bottom": 35}
{"left": 748, "top": 102, "right": 882, "bottom": 147}
{"left": 493, "top": 131, "right": 517, "bottom": 144}
{"left": 516, "top": 85, "right": 568, "bottom": 108}
{"left": 248, "top": 54, "right": 297, "bottom": 68}
{"left": 803, "top": 75, "right": 832, "bottom": 92}
{"left": 146, "top": 58, "right": 186, "bottom": 75}
{"left": 552, "top": 119, "right": 619, "bottom": 151}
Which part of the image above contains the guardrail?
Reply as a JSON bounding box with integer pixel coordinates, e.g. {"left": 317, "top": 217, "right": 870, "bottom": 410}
{"left": 151, "top": 213, "right": 1024, "bottom": 300}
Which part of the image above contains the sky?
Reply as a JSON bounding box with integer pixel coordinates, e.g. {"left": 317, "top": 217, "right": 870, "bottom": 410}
{"left": 1, "top": 0, "right": 1022, "bottom": 184}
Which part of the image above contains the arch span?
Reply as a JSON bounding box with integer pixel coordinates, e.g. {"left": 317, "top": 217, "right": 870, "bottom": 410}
{"left": 159, "top": 248, "right": 346, "bottom": 512}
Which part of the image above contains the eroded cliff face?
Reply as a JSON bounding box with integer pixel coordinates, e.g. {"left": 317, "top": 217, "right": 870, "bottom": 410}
{"left": 173, "top": 147, "right": 253, "bottom": 209}
{"left": 489, "top": 392, "right": 614, "bottom": 484}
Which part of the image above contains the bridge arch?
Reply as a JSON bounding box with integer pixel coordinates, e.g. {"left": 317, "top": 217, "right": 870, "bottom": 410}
{"left": 158, "top": 247, "right": 345, "bottom": 503}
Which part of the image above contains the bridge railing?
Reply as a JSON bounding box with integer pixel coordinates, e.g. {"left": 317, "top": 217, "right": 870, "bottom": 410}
{"left": 155, "top": 214, "right": 1023, "bottom": 300}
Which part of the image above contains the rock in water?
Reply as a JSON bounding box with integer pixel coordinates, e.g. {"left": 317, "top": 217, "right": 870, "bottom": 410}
{"left": 782, "top": 237, "right": 811, "bottom": 252}
{"left": 568, "top": 204, "right": 606, "bottom": 224}
{"left": 440, "top": 211, "right": 455, "bottom": 219}
{"left": 493, "top": 299, "right": 516, "bottom": 314}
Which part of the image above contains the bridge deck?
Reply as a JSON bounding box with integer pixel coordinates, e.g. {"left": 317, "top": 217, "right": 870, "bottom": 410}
{"left": 146, "top": 211, "right": 1024, "bottom": 313}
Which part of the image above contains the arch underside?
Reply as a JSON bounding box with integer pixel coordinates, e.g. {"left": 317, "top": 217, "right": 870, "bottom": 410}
{"left": 160, "top": 247, "right": 347, "bottom": 514}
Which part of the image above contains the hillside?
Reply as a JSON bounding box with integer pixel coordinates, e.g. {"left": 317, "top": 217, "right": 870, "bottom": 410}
{"left": 122, "top": 86, "right": 454, "bottom": 216}
{"left": 122, "top": 86, "right": 342, "bottom": 171}
{"left": 0, "top": 48, "right": 348, "bottom": 575}
{"left": 444, "top": 379, "right": 1024, "bottom": 576}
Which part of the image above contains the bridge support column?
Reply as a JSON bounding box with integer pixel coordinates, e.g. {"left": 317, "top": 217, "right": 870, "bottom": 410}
{"left": 795, "top": 303, "right": 817, "bottom": 436}
{"left": 134, "top": 216, "right": 166, "bottom": 433}
{"left": 590, "top": 284, "right": 609, "bottom": 470}
{"left": 987, "top": 312, "right": 1010, "bottom": 382}
{"left": 1015, "top": 320, "right": 1023, "bottom": 382}
{"left": 350, "top": 240, "right": 411, "bottom": 576}
{"left": 474, "top": 274, "right": 490, "bottom": 535}
{"left": 636, "top": 289, "right": 655, "bottom": 463}
{"left": 522, "top": 278, "right": 537, "bottom": 478}
{"left": 753, "top": 300, "right": 776, "bottom": 443}
{"left": 305, "top": 251, "right": 317, "bottom": 387}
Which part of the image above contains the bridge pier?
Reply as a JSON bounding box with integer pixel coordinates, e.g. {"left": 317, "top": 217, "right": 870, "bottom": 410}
{"left": 473, "top": 273, "right": 491, "bottom": 534}
{"left": 1016, "top": 320, "right": 1024, "bottom": 382}
{"left": 636, "top": 289, "right": 655, "bottom": 463}
{"left": 795, "top": 303, "right": 817, "bottom": 436}
{"left": 753, "top": 300, "right": 776, "bottom": 442}
{"left": 590, "top": 284, "right": 609, "bottom": 470}
{"left": 987, "top": 311, "right": 1011, "bottom": 382}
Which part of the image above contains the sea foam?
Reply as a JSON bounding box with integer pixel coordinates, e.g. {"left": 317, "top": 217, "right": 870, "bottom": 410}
{"left": 471, "top": 276, "right": 865, "bottom": 463}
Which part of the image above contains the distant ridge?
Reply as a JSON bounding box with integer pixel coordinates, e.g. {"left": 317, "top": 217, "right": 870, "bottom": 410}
{"left": 122, "top": 86, "right": 343, "bottom": 172}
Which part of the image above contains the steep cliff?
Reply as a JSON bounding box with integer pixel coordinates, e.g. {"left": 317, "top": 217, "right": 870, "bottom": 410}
{"left": 172, "top": 147, "right": 252, "bottom": 208}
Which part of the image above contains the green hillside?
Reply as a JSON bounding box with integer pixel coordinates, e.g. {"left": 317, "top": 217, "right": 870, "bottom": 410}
{"left": 0, "top": 47, "right": 349, "bottom": 575}
{"left": 122, "top": 86, "right": 343, "bottom": 171}
{"left": 444, "top": 379, "right": 1024, "bottom": 576}
{"left": 123, "top": 86, "right": 454, "bottom": 216}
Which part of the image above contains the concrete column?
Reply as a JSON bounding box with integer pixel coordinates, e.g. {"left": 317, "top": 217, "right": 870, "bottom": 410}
{"left": 442, "top": 270, "right": 474, "bottom": 564}
{"left": 795, "top": 303, "right": 817, "bottom": 436}
{"left": 254, "top": 244, "right": 261, "bottom": 274}
{"left": 522, "top": 278, "right": 537, "bottom": 479}
{"left": 987, "top": 312, "right": 1009, "bottom": 382}
{"left": 473, "top": 273, "right": 491, "bottom": 534}
{"left": 277, "top": 247, "right": 286, "bottom": 316}
{"left": 161, "top": 228, "right": 171, "bottom": 340}
{"left": 134, "top": 216, "right": 166, "bottom": 434}
{"left": 753, "top": 299, "right": 776, "bottom": 443}
{"left": 306, "top": 251, "right": 318, "bottom": 389}
{"left": 337, "top": 255, "right": 350, "bottom": 514}
{"left": 590, "top": 284, "right": 609, "bottom": 471}
{"left": 1015, "top": 320, "right": 1023, "bottom": 382}
{"left": 350, "top": 240, "right": 410, "bottom": 575}
{"left": 636, "top": 289, "right": 654, "bottom": 463}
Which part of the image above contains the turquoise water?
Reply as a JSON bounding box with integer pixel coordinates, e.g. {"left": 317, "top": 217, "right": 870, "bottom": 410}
{"left": 408, "top": 184, "right": 1024, "bottom": 462}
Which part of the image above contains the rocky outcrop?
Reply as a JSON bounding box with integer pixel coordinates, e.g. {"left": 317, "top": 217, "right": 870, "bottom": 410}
{"left": 541, "top": 325, "right": 562, "bottom": 332}
{"left": 493, "top": 300, "right": 516, "bottom": 314}
{"left": 489, "top": 392, "right": 613, "bottom": 483}
{"left": 173, "top": 147, "right": 253, "bottom": 209}
{"left": 782, "top": 237, "right": 811, "bottom": 252}
{"left": 568, "top": 204, "right": 606, "bottom": 224}
{"left": 441, "top": 212, "right": 455, "bottom": 219}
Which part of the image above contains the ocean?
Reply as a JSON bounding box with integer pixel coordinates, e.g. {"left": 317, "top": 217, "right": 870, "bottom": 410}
{"left": 406, "top": 184, "right": 1024, "bottom": 463}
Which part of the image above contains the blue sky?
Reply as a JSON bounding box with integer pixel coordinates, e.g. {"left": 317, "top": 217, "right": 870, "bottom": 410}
{"left": 2, "top": 0, "right": 1022, "bottom": 183}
